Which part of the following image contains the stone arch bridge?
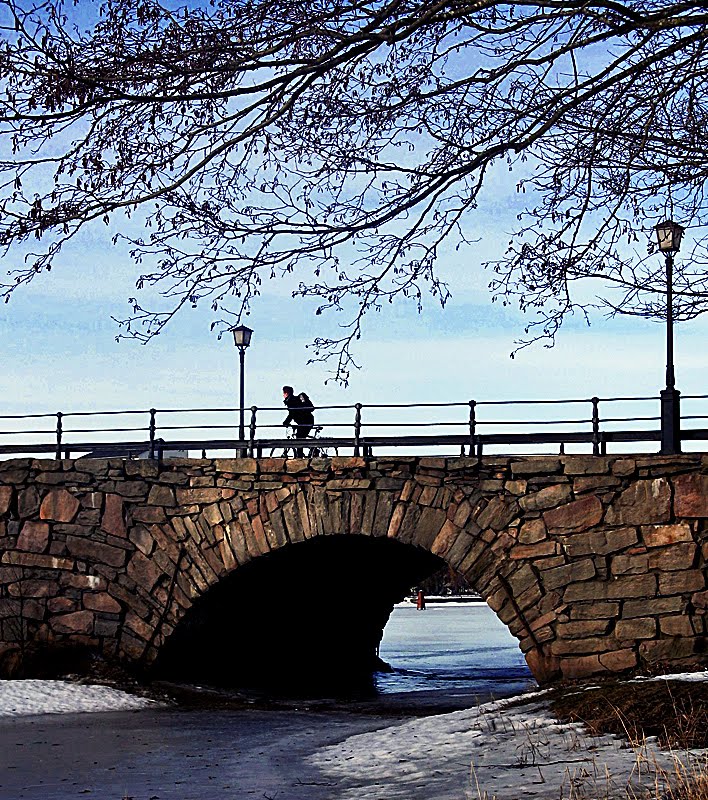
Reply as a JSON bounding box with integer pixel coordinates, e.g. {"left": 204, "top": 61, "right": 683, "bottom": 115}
{"left": 1, "top": 454, "right": 707, "bottom": 684}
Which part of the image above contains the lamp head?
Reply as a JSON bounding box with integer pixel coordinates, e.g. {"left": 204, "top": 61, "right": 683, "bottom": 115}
{"left": 655, "top": 220, "right": 684, "bottom": 255}
{"left": 231, "top": 324, "right": 253, "bottom": 351}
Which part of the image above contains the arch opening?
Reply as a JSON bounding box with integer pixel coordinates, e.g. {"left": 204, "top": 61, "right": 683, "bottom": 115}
{"left": 154, "top": 536, "right": 444, "bottom": 692}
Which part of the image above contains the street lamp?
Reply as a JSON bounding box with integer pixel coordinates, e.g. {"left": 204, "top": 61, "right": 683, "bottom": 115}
{"left": 654, "top": 220, "right": 684, "bottom": 455}
{"left": 232, "top": 324, "right": 253, "bottom": 455}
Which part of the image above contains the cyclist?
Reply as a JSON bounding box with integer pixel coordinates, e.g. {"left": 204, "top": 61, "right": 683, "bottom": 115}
{"left": 282, "top": 386, "right": 315, "bottom": 455}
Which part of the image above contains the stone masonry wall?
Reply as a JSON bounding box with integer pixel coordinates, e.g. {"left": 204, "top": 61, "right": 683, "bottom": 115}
{"left": 0, "top": 453, "right": 706, "bottom": 683}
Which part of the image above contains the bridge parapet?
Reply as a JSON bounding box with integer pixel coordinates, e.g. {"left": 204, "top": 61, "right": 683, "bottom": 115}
{"left": 0, "top": 453, "right": 706, "bottom": 683}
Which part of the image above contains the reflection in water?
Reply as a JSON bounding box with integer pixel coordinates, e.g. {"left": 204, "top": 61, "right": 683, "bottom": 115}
{"left": 376, "top": 603, "right": 534, "bottom": 698}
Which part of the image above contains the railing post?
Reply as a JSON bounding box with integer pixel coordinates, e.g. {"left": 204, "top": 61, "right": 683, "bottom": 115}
{"left": 149, "top": 408, "right": 157, "bottom": 460}
{"left": 354, "top": 403, "right": 362, "bottom": 456}
{"left": 55, "top": 412, "right": 63, "bottom": 460}
{"left": 249, "top": 406, "right": 257, "bottom": 457}
{"left": 468, "top": 400, "right": 476, "bottom": 457}
{"left": 591, "top": 397, "right": 600, "bottom": 456}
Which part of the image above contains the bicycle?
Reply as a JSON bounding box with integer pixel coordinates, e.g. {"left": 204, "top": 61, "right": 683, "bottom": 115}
{"left": 270, "top": 425, "right": 339, "bottom": 458}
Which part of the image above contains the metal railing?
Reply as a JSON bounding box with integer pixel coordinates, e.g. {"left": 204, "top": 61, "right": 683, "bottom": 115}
{"left": 0, "top": 393, "right": 706, "bottom": 460}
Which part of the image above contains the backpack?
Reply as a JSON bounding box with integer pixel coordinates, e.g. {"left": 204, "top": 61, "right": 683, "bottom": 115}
{"left": 298, "top": 392, "right": 315, "bottom": 410}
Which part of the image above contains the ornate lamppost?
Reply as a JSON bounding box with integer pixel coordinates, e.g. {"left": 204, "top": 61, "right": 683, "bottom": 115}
{"left": 232, "top": 324, "right": 253, "bottom": 455}
{"left": 654, "top": 220, "right": 684, "bottom": 455}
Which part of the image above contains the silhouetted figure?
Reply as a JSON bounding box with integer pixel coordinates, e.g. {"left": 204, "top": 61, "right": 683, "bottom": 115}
{"left": 282, "top": 385, "right": 315, "bottom": 456}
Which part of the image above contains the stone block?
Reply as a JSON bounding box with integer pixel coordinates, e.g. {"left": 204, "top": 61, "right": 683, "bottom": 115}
{"left": 50, "top": 610, "right": 94, "bottom": 635}
{"left": 18, "top": 487, "right": 40, "bottom": 518}
{"left": 60, "top": 573, "right": 106, "bottom": 591}
{"left": 131, "top": 507, "right": 167, "bottom": 523}
{"left": 0, "top": 486, "right": 12, "bottom": 515}
{"left": 543, "top": 495, "right": 603, "bottom": 532}
{"left": 642, "top": 523, "right": 694, "bottom": 548}
{"left": 505, "top": 480, "right": 527, "bottom": 496}
{"left": 562, "top": 457, "right": 611, "bottom": 475}
{"left": 543, "top": 558, "right": 595, "bottom": 591}
{"left": 639, "top": 637, "right": 698, "bottom": 663}
{"left": 509, "top": 541, "right": 557, "bottom": 560}
{"left": 148, "top": 485, "right": 176, "bottom": 507}
{"left": 17, "top": 521, "right": 50, "bottom": 553}
{"left": 647, "top": 543, "right": 696, "bottom": 572}
{"left": 39, "top": 489, "right": 80, "bottom": 523}
{"left": 605, "top": 479, "right": 671, "bottom": 525}
{"left": 673, "top": 473, "right": 708, "bottom": 518}
{"left": 519, "top": 518, "right": 547, "bottom": 544}
{"left": 615, "top": 617, "right": 656, "bottom": 640}
{"left": 560, "top": 527, "right": 638, "bottom": 557}
{"left": 511, "top": 458, "right": 561, "bottom": 476}
{"left": 129, "top": 525, "right": 155, "bottom": 556}
{"left": 573, "top": 476, "right": 621, "bottom": 493}
{"left": 551, "top": 637, "right": 609, "bottom": 656}
{"left": 611, "top": 459, "right": 636, "bottom": 476}
{"left": 519, "top": 484, "right": 572, "bottom": 512}
{"left": 623, "top": 596, "right": 684, "bottom": 618}
{"left": 611, "top": 552, "right": 649, "bottom": 575}
{"left": 475, "top": 496, "right": 520, "bottom": 531}
{"left": 66, "top": 536, "right": 127, "bottom": 569}
{"left": 556, "top": 619, "right": 610, "bottom": 638}
{"left": 570, "top": 601, "right": 620, "bottom": 620}
{"left": 101, "top": 494, "right": 126, "bottom": 538}
{"left": 176, "top": 488, "right": 233, "bottom": 504}
{"left": 83, "top": 592, "right": 122, "bottom": 614}
{"left": 660, "top": 615, "right": 694, "bottom": 637}
{"left": 598, "top": 649, "right": 637, "bottom": 672}
{"left": 48, "top": 597, "right": 77, "bottom": 614}
{"left": 8, "top": 579, "right": 57, "bottom": 598}
{"left": 125, "top": 460, "right": 159, "bottom": 478}
{"left": 214, "top": 458, "right": 257, "bottom": 473}
{"left": 658, "top": 570, "right": 705, "bottom": 595}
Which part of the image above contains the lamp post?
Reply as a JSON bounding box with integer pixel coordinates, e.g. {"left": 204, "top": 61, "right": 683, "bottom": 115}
{"left": 654, "top": 220, "right": 684, "bottom": 455}
{"left": 232, "top": 324, "right": 253, "bottom": 455}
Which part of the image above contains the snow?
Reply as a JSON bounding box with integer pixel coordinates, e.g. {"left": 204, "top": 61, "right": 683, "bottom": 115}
{"left": 0, "top": 679, "right": 158, "bottom": 717}
{"left": 308, "top": 690, "right": 707, "bottom": 799}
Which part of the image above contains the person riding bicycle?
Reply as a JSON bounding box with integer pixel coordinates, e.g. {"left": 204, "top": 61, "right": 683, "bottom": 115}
{"left": 282, "top": 386, "right": 315, "bottom": 455}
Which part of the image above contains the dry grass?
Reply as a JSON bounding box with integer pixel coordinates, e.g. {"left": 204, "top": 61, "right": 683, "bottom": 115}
{"left": 550, "top": 679, "right": 708, "bottom": 750}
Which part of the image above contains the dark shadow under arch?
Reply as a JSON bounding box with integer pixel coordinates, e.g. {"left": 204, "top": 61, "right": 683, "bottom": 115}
{"left": 153, "top": 536, "right": 444, "bottom": 692}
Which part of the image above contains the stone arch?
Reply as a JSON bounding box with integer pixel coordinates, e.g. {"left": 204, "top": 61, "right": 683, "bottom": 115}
{"left": 141, "top": 477, "right": 538, "bottom": 686}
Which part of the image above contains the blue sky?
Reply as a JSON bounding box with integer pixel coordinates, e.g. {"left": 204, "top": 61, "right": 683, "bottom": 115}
{"left": 0, "top": 121, "right": 705, "bottom": 447}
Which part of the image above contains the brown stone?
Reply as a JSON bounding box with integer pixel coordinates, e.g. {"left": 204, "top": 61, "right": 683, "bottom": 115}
{"left": 525, "top": 648, "right": 562, "bottom": 685}
{"left": 509, "top": 541, "right": 557, "bottom": 560}
{"left": 647, "top": 543, "right": 697, "bottom": 572}
{"left": 2, "top": 551, "right": 73, "bottom": 570}
{"left": 598, "top": 649, "right": 637, "bottom": 672}
{"left": 102, "top": 494, "right": 126, "bottom": 538}
{"left": 0, "top": 486, "right": 12, "bottom": 515}
{"left": 605, "top": 479, "right": 671, "bottom": 525}
{"left": 570, "top": 601, "right": 620, "bottom": 620}
{"left": 615, "top": 617, "right": 656, "bottom": 640}
{"left": 560, "top": 527, "right": 638, "bottom": 557}
{"left": 176, "top": 488, "right": 234, "bottom": 504}
{"left": 50, "top": 610, "right": 94, "bottom": 635}
{"left": 573, "top": 476, "right": 620, "bottom": 493}
{"left": 39, "top": 489, "right": 80, "bottom": 523}
{"left": 17, "top": 521, "right": 50, "bottom": 553}
{"left": 658, "top": 569, "right": 705, "bottom": 595}
{"left": 518, "top": 518, "right": 546, "bottom": 544}
{"left": 611, "top": 459, "right": 636, "bottom": 477}
{"left": 563, "top": 457, "right": 611, "bottom": 475}
{"left": 660, "top": 615, "right": 694, "bottom": 637}
{"left": 556, "top": 619, "right": 610, "bottom": 638}
{"left": 543, "top": 558, "right": 595, "bottom": 591}
{"left": 8, "top": 579, "right": 57, "bottom": 598}
{"left": 673, "top": 473, "right": 708, "bottom": 518}
{"left": 83, "top": 593, "right": 122, "bottom": 614}
{"left": 543, "top": 495, "right": 603, "bottom": 532}
{"left": 623, "top": 596, "right": 684, "bottom": 618}
{"left": 475, "top": 496, "right": 520, "bottom": 531}
{"left": 519, "top": 484, "right": 572, "bottom": 512}
{"left": 640, "top": 637, "right": 698, "bottom": 663}
{"left": 148, "top": 485, "right": 176, "bottom": 506}
{"left": 642, "top": 523, "right": 693, "bottom": 548}
{"left": 511, "top": 458, "right": 561, "bottom": 476}
{"left": 66, "top": 536, "right": 127, "bottom": 568}
{"left": 18, "top": 486, "right": 40, "bottom": 517}
{"left": 611, "top": 552, "right": 650, "bottom": 575}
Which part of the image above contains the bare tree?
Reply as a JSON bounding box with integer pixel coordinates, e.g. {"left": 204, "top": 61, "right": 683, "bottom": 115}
{"left": 1, "top": 0, "right": 707, "bottom": 381}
